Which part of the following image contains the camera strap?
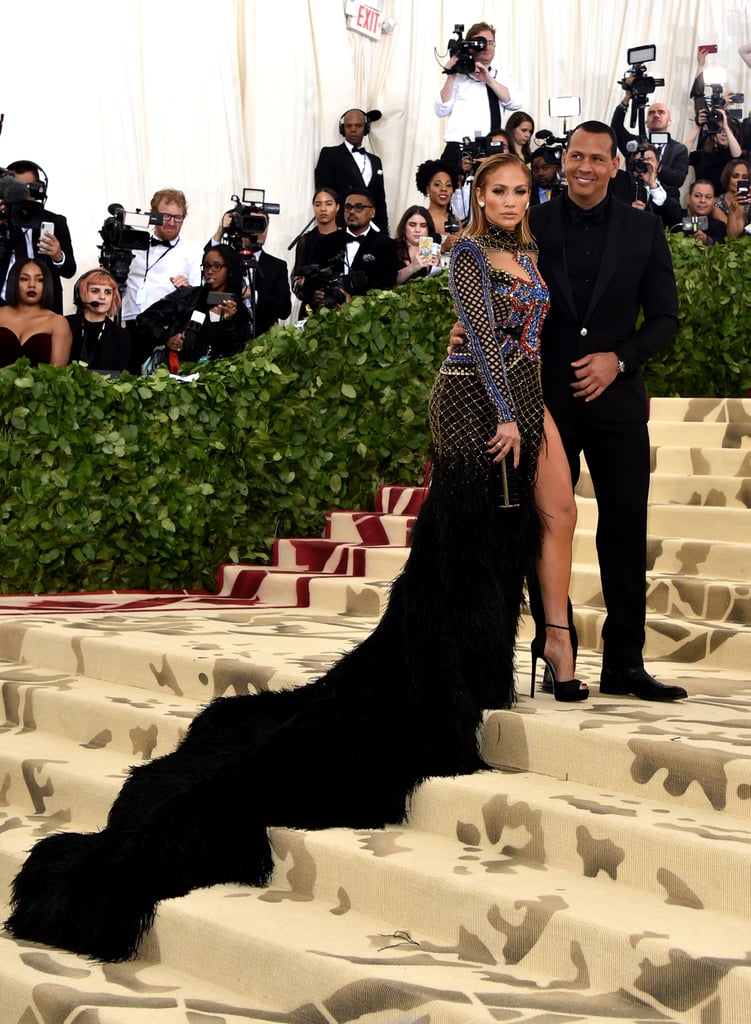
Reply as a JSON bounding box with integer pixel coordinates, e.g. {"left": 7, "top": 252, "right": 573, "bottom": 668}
{"left": 486, "top": 86, "right": 502, "bottom": 134}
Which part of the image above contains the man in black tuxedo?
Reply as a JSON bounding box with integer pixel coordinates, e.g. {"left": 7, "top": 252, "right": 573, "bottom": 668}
{"left": 529, "top": 120, "right": 686, "bottom": 701}
{"left": 246, "top": 213, "right": 292, "bottom": 337}
{"left": 315, "top": 109, "right": 389, "bottom": 234}
{"left": 611, "top": 97, "right": 688, "bottom": 201}
{"left": 0, "top": 159, "right": 76, "bottom": 314}
{"left": 340, "top": 189, "right": 399, "bottom": 297}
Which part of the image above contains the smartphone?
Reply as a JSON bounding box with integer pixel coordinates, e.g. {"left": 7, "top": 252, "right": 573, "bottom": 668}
{"left": 40, "top": 220, "right": 54, "bottom": 238}
{"left": 737, "top": 181, "right": 750, "bottom": 200}
{"left": 418, "top": 236, "right": 433, "bottom": 262}
{"left": 207, "top": 291, "right": 233, "bottom": 306}
{"left": 700, "top": 44, "right": 718, "bottom": 55}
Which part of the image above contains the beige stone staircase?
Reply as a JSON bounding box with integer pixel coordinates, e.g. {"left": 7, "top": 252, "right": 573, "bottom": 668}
{"left": 0, "top": 396, "right": 749, "bottom": 1023}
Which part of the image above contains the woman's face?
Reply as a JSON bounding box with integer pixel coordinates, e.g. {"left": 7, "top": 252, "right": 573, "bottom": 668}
{"left": 17, "top": 263, "right": 45, "bottom": 306}
{"left": 512, "top": 120, "right": 533, "bottom": 149}
{"left": 202, "top": 254, "right": 229, "bottom": 291}
{"left": 313, "top": 192, "right": 339, "bottom": 226}
{"left": 728, "top": 164, "right": 750, "bottom": 192}
{"left": 427, "top": 174, "right": 453, "bottom": 209}
{"left": 84, "top": 279, "right": 115, "bottom": 316}
{"left": 405, "top": 214, "right": 430, "bottom": 246}
{"left": 477, "top": 163, "right": 529, "bottom": 230}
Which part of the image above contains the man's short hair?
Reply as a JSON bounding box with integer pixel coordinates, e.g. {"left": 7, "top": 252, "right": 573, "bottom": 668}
{"left": 466, "top": 21, "right": 495, "bottom": 40}
{"left": 345, "top": 188, "right": 376, "bottom": 206}
{"left": 567, "top": 121, "right": 618, "bottom": 158}
{"left": 688, "top": 178, "right": 715, "bottom": 195}
{"left": 150, "top": 188, "right": 188, "bottom": 215}
{"left": 6, "top": 160, "right": 41, "bottom": 181}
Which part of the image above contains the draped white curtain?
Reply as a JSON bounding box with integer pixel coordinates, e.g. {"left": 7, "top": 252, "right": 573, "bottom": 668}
{"left": 2, "top": 0, "right": 748, "bottom": 312}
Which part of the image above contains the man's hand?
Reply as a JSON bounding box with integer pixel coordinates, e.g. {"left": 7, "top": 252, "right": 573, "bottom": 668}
{"left": 170, "top": 275, "right": 190, "bottom": 288}
{"left": 571, "top": 352, "right": 620, "bottom": 402}
{"left": 38, "top": 229, "right": 62, "bottom": 262}
{"left": 448, "top": 319, "right": 466, "bottom": 355}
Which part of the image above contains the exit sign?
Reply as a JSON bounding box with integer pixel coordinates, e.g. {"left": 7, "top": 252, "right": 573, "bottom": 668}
{"left": 346, "top": 1, "right": 383, "bottom": 40}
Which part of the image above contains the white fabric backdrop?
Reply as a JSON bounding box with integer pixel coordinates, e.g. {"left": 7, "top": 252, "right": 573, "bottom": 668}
{"left": 1, "top": 0, "right": 749, "bottom": 313}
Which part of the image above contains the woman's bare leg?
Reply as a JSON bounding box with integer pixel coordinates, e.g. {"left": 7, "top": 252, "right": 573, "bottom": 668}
{"left": 534, "top": 408, "right": 581, "bottom": 685}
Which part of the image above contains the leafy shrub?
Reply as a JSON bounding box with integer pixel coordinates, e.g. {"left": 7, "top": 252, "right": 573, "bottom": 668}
{"left": 2, "top": 241, "right": 749, "bottom": 596}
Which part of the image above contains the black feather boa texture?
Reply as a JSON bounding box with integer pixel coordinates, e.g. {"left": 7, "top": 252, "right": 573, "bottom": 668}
{"left": 5, "top": 471, "right": 532, "bottom": 962}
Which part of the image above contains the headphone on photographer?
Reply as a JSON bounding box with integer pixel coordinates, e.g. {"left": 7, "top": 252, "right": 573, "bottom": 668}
{"left": 6, "top": 159, "right": 49, "bottom": 202}
{"left": 338, "top": 108, "right": 382, "bottom": 137}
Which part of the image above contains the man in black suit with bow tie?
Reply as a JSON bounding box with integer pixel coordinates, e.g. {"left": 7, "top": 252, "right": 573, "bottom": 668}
{"left": 340, "top": 189, "right": 399, "bottom": 297}
{"left": 0, "top": 159, "right": 76, "bottom": 314}
{"left": 529, "top": 120, "right": 686, "bottom": 700}
{"left": 315, "top": 109, "right": 389, "bottom": 234}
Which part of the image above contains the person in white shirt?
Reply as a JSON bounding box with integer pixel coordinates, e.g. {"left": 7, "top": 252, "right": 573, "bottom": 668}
{"left": 121, "top": 188, "right": 202, "bottom": 323}
{"left": 434, "top": 21, "right": 523, "bottom": 175}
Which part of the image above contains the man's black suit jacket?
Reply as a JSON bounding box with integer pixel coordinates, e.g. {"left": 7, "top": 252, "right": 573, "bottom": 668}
{"left": 0, "top": 209, "right": 76, "bottom": 314}
{"left": 344, "top": 229, "right": 399, "bottom": 295}
{"left": 253, "top": 251, "right": 292, "bottom": 338}
{"left": 315, "top": 143, "right": 389, "bottom": 234}
{"left": 610, "top": 104, "right": 689, "bottom": 199}
{"left": 529, "top": 195, "right": 678, "bottom": 429}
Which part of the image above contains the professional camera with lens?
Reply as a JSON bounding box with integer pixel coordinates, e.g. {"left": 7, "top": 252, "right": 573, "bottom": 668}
{"left": 97, "top": 204, "right": 164, "bottom": 285}
{"left": 445, "top": 24, "right": 487, "bottom": 76}
{"left": 703, "top": 85, "right": 745, "bottom": 134}
{"left": 222, "top": 187, "right": 280, "bottom": 268}
{"left": 618, "top": 45, "right": 665, "bottom": 132}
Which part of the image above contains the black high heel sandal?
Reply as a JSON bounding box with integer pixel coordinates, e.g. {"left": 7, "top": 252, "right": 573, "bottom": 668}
{"left": 530, "top": 623, "right": 588, "bottom": 702}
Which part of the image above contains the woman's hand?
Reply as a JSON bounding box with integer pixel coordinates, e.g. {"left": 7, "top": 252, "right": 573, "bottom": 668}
{"left": 487, "top": 420, "right": 520, "bottom": 468}
{"left": 166, "top": 333, "right": 184, "bottom": 352}
{"left": 218, "top": 299, "right": 237, "bottom": 320}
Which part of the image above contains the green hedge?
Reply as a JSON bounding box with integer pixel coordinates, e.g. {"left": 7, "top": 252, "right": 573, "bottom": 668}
{"left": 1, "top": 238, "right": 749, "bottom": 596}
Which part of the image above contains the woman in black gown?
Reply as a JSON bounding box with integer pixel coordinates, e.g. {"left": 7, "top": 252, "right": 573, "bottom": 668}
{"left": 6, "top": 155, "right": 581, "bottom": 963}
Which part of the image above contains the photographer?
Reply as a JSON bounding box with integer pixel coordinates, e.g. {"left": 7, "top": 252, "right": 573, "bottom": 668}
{"left": 434, "top": 22, "right": 522, "bottom": 174}
{"left": 612, "top": 143, "right": 682, "bottom": 230}
{"left": 121, "top": 189, "right": 202, "bottom": 324}
{"left": 670, "top": 180, "right": 726, "bottom": 245}
{"left": 687, "top": 106, "right": 742, "bottom": 197}
{"left": 530, "top": 149, "right": 564, "bottom": 205}
{"left": 208, "top": 203, "right": 291, "bottom": 337}
{"left": 292, "top": 188, "right": 346, "bottom": 311}
{"left": 611, "top": 93, "right": 688, "bottom": 200}
{"left": 0, "top": 160, "right": 76, "bottom": 314}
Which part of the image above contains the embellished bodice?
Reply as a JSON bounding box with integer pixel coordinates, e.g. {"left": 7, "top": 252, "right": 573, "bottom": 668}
{"left": 0, "top": 326, "right": 53, "bottom": 368}
{"left": 445, "top": 232, "right": 550, "bottom": 423}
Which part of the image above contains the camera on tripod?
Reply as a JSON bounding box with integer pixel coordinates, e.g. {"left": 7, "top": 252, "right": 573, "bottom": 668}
{"left": 460, "top": 133, "right": 507, "bottom": 164}
{"left": 445, "top": 24, "right": 488, "bottom": 76}
{"left": 222, "top": 188, "right": 280, "bottom": 266}
{"left": 618, "top": 44, "right": 665, "bottom": 100}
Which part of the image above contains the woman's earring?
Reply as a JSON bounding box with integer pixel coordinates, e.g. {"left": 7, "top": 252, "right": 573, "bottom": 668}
{"left": 479, "top": 199, "right": 486, "bottom": 208}
{"left": 526, "top": 202, "right": 530, "bottom": 209}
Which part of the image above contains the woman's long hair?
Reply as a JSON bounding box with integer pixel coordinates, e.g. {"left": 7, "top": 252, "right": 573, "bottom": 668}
{"left": 464, "top": 153, "right": 534, "bottom": 248}
{"left": 394, "top": 205, "right": 436, "bottom": 262}
{"left": 506, "top": 111, "right": 535, "bottom": 162}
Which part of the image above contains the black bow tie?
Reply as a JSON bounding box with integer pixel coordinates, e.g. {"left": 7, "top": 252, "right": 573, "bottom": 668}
{"left": 151, "top": 237, "right": 172, "bottom": 248}
{"left": 346, "top": 233, "right": 364, "bottom": 243}
{"left": 352, "top": 146, "right": 366, "bottom": 155}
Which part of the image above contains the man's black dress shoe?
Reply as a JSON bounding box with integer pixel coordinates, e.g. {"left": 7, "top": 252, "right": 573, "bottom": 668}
{"left": 600, "top": 666, "right": 687, "bottom": 702}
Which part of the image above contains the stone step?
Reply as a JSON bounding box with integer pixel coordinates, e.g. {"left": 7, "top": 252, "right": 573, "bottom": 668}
{"left": 649, "top": 444, "right": 751, "bottom": 479}
{"left": 578, "top": 468, "right": 751, "bottom": 509}
{"left": 649, "top": 396, "right": 751, "bottom": 424}
{"left": 574, "top": 496, "right": 750, "bottom": 545}
{"left": 647, "top": 419, "right": 751, "bottom": 448}
{"left": 324, "top": 510, "right": 415, "bottom": 544}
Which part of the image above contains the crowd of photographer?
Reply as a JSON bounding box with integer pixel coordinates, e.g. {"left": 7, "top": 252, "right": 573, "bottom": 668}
{"left": 2, "top": 27, "right": 751, "bottom": 375}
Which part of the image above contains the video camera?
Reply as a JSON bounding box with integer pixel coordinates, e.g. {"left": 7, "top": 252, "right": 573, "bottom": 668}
{"left": 533, "top": 129, "right": 567, "bottom": 167}
{"left": 296, "top": 259, "right": 366, "bottom": 309}
{"left": 222, "top": 187, "right": 280, "bottom": 268}
{"left": 97, "top": 204, "right": 164, "bottom": 286}
{"left": 444, "top": 24, "right": 488, "bottom": 76}
{"left": 681, "top": 215, "right": 708, "bottom": 235}
{"left": 0, "top": 168, "right": 45, "bottom": 228}
{"left": 702, "top": 85, "right": 744, "bottom": 134}
{"left": 460, "top": 133, "right": 508, "bottom": 164}
{"left": 619, "top": 45, "right": 665, "bottom": 131}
